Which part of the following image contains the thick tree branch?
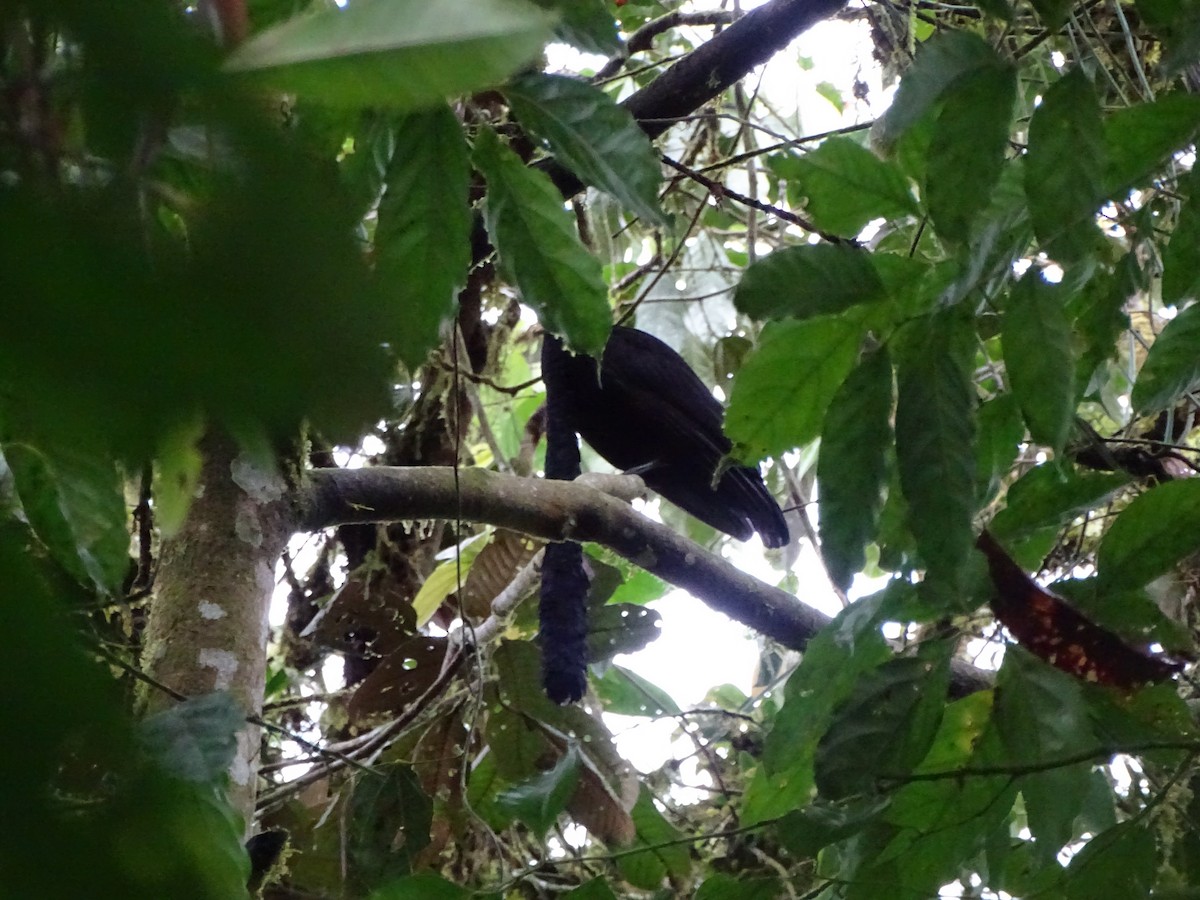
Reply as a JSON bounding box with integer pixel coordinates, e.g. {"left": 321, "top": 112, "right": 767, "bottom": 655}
{"left": 293, "top": 467, "right": 992, "bottom": 697}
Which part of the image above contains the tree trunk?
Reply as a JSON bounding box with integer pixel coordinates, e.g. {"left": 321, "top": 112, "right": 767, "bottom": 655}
{"left": 140, "top": 432, "right": 291, "bottom": 824}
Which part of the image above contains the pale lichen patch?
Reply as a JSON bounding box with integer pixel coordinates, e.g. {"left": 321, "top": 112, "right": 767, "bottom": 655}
{"left": 199, "top": 648, "right": 239, "bottom": 690}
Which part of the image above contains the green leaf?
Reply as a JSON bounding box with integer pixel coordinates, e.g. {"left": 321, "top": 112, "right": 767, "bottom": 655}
{"left": 586, "top": 603, "right": 662, "bottom": 661}
{"left": 473, "top": 127, "right": 611, "bottom": 355}
{"left": 532, "top": 0, "right": 622, "bottom": 54}
{"left": 727, "top": 312, "right": 868, "bottom": 461}
{"left": 375, "top": 105, "right": 473, "bottom": 368}
{"left": 994, "top": 650, "right": 1095, "bottom": 861}
{"left": 1131, "top": 302, "right": 1200, "bottom": 412}
{"left": 783, "top": 138, "right": 917, "bottom": 237}
{"left": 494, "top": 744, "right": 581, "bottom": 836}
{"left": 1029, "top": 0, "right": 1073, "bottom": 29}
{"left": 975, "top": 392, "right": 1024, "bottom": 501}
{"left": 990, "top": 464, "right": 1128, "bottom": 540}
{"left": 138, "top": 692, "right": 244, "bottom": 784}
{"left": 370, "top": 873, "right": 472, "bottom": 900}
{"left": 564, "top": 878, "right": 619, "bottom": 900}
{"left": 818, "top": 345, "right": 894, "bottom": 591}
{"left": 925, "top": 63, "right": 1016, "bottom": 241}
{"left": 774, "top": 796, "right": 892, "bottom": 859}
{"left": 2, "top": 441, "right": 127, "bottom": 594}
{"left": 894, "top": 311, "right": 977, "bottom": 604}
{"left": 594, "top": 664, "right": 681, "bottom": 717}
{"left": 1104, "top": 93, "right": 1200, "bottom": 197}
{"left": 505, "top": 73, "right": 666, "bottom": 225}
{"left": 879, "top": 693, "right": 1016, "bottom": 892}
{"left": 154, "top": 416, "right": 205, "bottom": 538}
{"left": 349, "top": 765, "right": 432, "bottom": 888}
{"left": 877, "top": 31, "right": 1005, "bottom": 146}
{"left": 1064, "top": 822, "right": 1156, "bottom": 899}
{"left": 1003, "top": 273, "right": 1076, "bottom": 453}
{"left": 748, "top": 600, "right": 892, "bottom": 823}
{"left": 617, "top": 786, "right": 692, "bottom": 889}
{"left": 733, "top": 244, "right": 886, "bottom": 321}
{"left": 1024, "top": 69, "right": 1105, "bottom": 262}
{"left": 1136, "top": 0, "right": 1200, "bottom": 73}
{"left": 815, "top": 647, "right": 951, "bottom": 799}
{"left": 224, "top": 0, "right": 554, "bottom": 109}
{"left": 1162, "top": 170, "right": 1200, "bottom": 304}
{"left": 1097, "top": 479, "right": 1200, "bottom": 591}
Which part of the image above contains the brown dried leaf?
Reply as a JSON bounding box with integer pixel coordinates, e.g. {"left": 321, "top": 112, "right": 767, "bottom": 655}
{"left": 306, "top": 569, "right": 417, "bottom": 657}
{"left": 348, "top": 635, "right": 448, "bottom": 724}
{"left": 461, "top": 529, "right": 543, "bottom": 618}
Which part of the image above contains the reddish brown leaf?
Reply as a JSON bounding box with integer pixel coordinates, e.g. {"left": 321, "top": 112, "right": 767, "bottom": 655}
{"left": 977, "top": 530, "right": 1183, "bottom": 688}
{"left": 348, "top": 635, "right": 451, "bottom": 723}
{"left": 461, "top": 529, "right": 543, "bottom": 618}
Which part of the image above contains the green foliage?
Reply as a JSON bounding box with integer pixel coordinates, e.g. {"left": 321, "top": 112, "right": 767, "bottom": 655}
{"left": 375, "top": 105, "right": 473, "bottom": 368}
{"left": 505, "top": 73, "right": 667, "bottom": 224}
{"left": 817, "top": 345, "right": 893, "bottom": 591}
{"left": 1003, "top": 272, "right": 1076, "bottom": 453}
{"left": 474, "top": 126, "right": 612, "bottom": 354}
{"left": 225, "top": 0, "right": 555, "bottom": 108}
{"left": 9, "top": 2, "right": 1200, "bottom": 898}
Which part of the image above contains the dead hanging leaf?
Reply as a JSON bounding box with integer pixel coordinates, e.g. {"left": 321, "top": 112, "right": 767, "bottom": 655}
{"left": 977, "top": 530, "right": 1184, "bottom": 688}
{"left": 461, "top": 530, "right": 543, "bottom": 618}
{"left": 412, "top": 704, "right": 470, "bottom": 867}
{"left": 348, "top": 635, "right": 451, "bottom": 724}
{"left": 567, "top": 749, "right": 638, "bottom": 846}
{"left": 304, "top": 568, "right": 417, "bottom": 657}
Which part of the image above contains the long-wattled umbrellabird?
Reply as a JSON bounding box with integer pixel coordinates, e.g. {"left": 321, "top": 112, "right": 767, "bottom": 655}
{"left": 541, "top": 326, "right": 790, "bottom": 548}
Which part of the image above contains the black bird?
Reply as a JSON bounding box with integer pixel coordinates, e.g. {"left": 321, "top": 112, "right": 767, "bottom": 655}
{"left": 541, "top": 326, "right": 789, "bottom": 548}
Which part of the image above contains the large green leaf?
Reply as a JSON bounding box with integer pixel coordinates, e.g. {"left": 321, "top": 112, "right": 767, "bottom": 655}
{"left": 2, "top": 441, "right": 127, "bottom": 594}
{"left": 726, "top": 311, "right": 868, "bottom": 461}
{"left": 1024, "top": 69, "right": 1105, "bottom": 263}
{"left": 878, "top": 693, "right": 1017, "bottom": 895}
{"left": 531, "top": 0, "right": 621, "bottom": 54}
{"left": 814, "top": 647, "right": 951, "bottom": 799}
{"left": 925, "top": 63, "right": 1016, "bottom": 241}
{"left": 1064, "top": 822, "right": 1157, "bottom": 899}
{"left": 1131, "top": 301, "right": 1200, "bottom": 412}
{"left": 877, "top": 31, "right": 1006, "bottom": 146}
{"left": 617, "top": 787, "right": 692, "bottom": 889}
{"left": 1104, "top": 93, "right": 1200, "bottom": 197}
{"left": 746, "top": 598, "right": 892, "bottom": 823}
{"left": 1003, "top": 273, "right": 1076, "bottom": 454}
{"left": 370, "top": 873, "right": 472, "bottom": 900}
{"left": 138, "top": 692, "right": 244, "bottom": 785}
{"left": 975, "top": 392, "right": 1025, "bottom": 501}
{"left": 894, "top": 311, "right": 978, "bottom": 605}
{"left": 494, "top": 744, "right": 581, "bottom": 836}
{"left": 593, "top": 664, "right": 681, "bottom": 717}
{"left": 225, "top": 0, "right": 554, "bottom": 109}
{"left": 1097, "top": 479, "right": 1200, "bottom": 591}
{"left": 778, "top": 138, "right": 917, "bottom": 237}
{"left": 994, "top": 651, "right": 1095, "bottom": 862}
{"left": 505, "top": 73, "right": 666, "bottom": 225}
{"left": 990, "top": 464, "right": 1128, "bottom": 540}
{"left": 817, "top": 346, "right": 894, "bottom": 591}
{"left": 1162, "top": 170, "right": 1200, "bottom": 304}
{"left": 733, "top": 244, "right": 886, "bottom": 321}
{"left": 375, "top": 105, "right": 472, "bottom": 368}
{"left": 348, "top": 766, "right": 432, "bottom": 890}
{"left": 473, "top": 127, "right": 611, "bottom": 355}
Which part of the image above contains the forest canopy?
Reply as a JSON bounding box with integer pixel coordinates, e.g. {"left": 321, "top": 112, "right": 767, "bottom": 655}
{"left": 6, "top": 0, "right": 1200, "bottom": 897}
